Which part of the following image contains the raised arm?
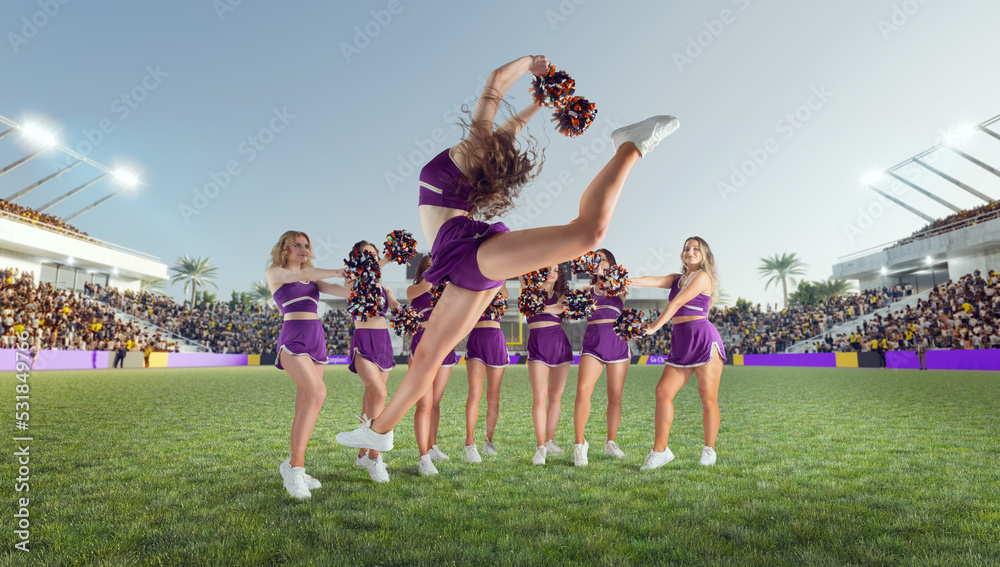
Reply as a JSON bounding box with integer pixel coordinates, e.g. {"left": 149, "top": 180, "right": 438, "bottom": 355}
{"left": 266, "top": 266, "right": 345, "bottom": 289}
{"left": 497, "top": 103, "right": 543, "bottom": 137}
{"left": 385, "top": 287, "right": 401, "bottom": 311}
{"left": 631, "top": 274, "right": 680, "bottom": 289}
{"left": 646, "top": 272, "right": 713, "bottom": 334}
{"left": 315, "top": 280, "right": 350, "bottom": 298}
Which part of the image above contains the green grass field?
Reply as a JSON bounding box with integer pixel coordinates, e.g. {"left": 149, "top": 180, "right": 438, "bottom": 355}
{"left": 2, "top": 364, "right": 999, "bottom": 566}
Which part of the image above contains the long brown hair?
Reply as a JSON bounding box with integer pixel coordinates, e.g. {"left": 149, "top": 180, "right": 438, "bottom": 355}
{"left": 413, "top": 254, "right": 432, "bottom": 285}
{"left": 552, "top": 263, "right": 570, "bottom": 297}
{"left": 457, "top": 95, "right": 545, "bottom": 220}
{"left": 589, "top": 248, "right": 617, "bottom": 287}
{"left": 269, "top": 231, "right": 313, "bottom": 269}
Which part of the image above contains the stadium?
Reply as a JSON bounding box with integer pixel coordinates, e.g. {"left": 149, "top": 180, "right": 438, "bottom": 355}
{"left": 2, "top": 3, "right": 999, "bottom": 566}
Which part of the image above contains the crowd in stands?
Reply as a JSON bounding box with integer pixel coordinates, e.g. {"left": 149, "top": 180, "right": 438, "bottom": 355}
{"left": 891, "top": 201, "right": 1000, "bottom": 249}
{"left": 0, "top": 198, "right": 91, "bottom": 239}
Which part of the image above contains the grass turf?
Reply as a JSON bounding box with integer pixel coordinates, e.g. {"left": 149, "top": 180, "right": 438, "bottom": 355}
{"left": 2, "top": 365, "right": 999, "bottom": 566}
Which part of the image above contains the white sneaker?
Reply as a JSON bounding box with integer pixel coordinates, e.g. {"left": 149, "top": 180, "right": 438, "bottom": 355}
{"left": 544, "top": 440, "right": 564, "bottom": 454}
{"left": 573, "top": 441, "right": 589, "bottom": 467}
{"left": 483, "top": 439, "right": 498, "bottom": 455}
{"left": 429, "top": 444, "right": 450, "bottom": 461}
{"left": 336, "top": 416, "right": 394, "bottom": 452}
{"left": 355, "top": 454, "right": 369, "bottom": 469}
{"left": 278, "top": 460, "right": 311, "bottom": 499}
{"left": 418, "top": 454, "right": 439, "bottom": 476}
{"left": 532, "top": 445, "right": 547, "bottom": 466}
{"left": 366, "top": 454, "right": 390, "bottom": 483}
{"left": 611, "top": 115, "right": 680, "bottom": 157}
{"left": 700, "top": 446, "right": 717, "bottom": 466}
{"left": 605, "top": 440, "right": 625, "bottom": 458}
{"left": 640, "top": 448, "right": 675, "bottom": 471}
{"left": 465, "top": 444, "right": 482, "bottom": 463}
{"left": 282, "top": 458, "right": 320, "bottom": 490}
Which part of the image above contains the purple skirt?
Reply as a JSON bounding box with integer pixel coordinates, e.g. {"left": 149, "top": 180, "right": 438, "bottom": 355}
{"left": 666, "top": 318, "right": 726, "bottom": 367}
{"left": 581, "top": 322, "right": 631, "bottom": 364}
{"left": 527, "top": 325, "right": 572, "bottom": 367}
{"left": 275, "top": 319, "right": 328, "bottom": 370}
{"left": 423, "top": 216, "right": 510, "bottom": 291}
{"left": 349, "top": 328, "right": 395, "bottom": 373}
{"left": 410, "top": 328, "right": 458, "bottom": 367}
{"left": 465, "top": 327, "right": 509, "bottom": 367}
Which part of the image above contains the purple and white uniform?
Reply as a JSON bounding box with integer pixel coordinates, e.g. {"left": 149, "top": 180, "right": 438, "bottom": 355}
{"left": 418, "top": 148, "right": 509, "bottom": 291}
{"left": 665, "top": 278, "right": 726, "bottom": 367}
{"left": 273, "top": 281, "right": 328, "bottom": 370}
{"left": 526, "top": 291, "right": 572, "bottom": 367}
{"left": 465, "top": 304, "right": 509, "bottom": 368}
{"left": 348, "top": 286, "right": 396, "bottom": 373}
{"left": 409, "top": 291, "right": 458, "bottom": 367}
{"left": 580, "top": 288, "right": 631, "bottom": 364}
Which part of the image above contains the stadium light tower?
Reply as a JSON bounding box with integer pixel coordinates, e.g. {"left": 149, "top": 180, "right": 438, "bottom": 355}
{"left": 0, "top": 122, "right": 56, "bottom": 178}
{"left": 63, "top": 170, "right": 139, "bottom": 222}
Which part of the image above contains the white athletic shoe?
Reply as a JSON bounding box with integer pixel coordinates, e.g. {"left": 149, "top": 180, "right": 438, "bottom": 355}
{"left": 574, "top": 441, "right": 589, "bottom": 467}
{"left": 278, "top": 460, "right": 311, "bottom": 499}
{"left": 355, "top": 454, "right": 369, "bottom": 469}
{"left": 544, "top": 440, "right": 564, "bottom": 454}
{"left": 465, "top": 444, "right": 482, "bottom": 463}
{"left": 282, "top": 458, "right": 320, "bottom": 490}
{"left": 640, "top": 448, "right": 675, "bottom": 471}
{"left": 483, "top": 439, "right": 498, "bottom": 455}
{"left": 366, "top": 454, "right": 390, "bottom": 483}
{"left": 336, "top": 416, "right": 394, "bottom": 452}
{"left": 532, "top": 445, "right": 547, "bottom": 466}
{"left": 418, "top": 454, "right": 439, "bottom": 476}
{"left": 700, "top": 446, "right": 717, "bottom": 466}
{"left": 605, "top": 440, "right": 625, "bottom": 459}
{"left": 429, "top": 444, "right": 451, "bottom": 461}
{"left": 611, "top": 115, "right": 680, "bottom": 157}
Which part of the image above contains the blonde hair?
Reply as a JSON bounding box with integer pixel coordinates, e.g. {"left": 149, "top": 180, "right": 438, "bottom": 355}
{"left": 269, "top": 231, "right": 314, "bottom": 269}
{"left": 680, "top": 236, "right": 719, "bottom": 302}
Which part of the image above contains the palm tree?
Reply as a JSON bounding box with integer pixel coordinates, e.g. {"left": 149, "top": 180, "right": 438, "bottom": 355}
{"left": 170, "top": 255, "right": 219, "bottom": 307}
{"left": 249, "top": 279, "right": 274, "bottom": 308}
{"left": 139, "top": 278, "right": 168, "bottom": 295}
{"left": 758, "top": 252, "right": 808, "bottom": 309}
{"left": 815, "top": 278, "right": 855, "bottom": 300}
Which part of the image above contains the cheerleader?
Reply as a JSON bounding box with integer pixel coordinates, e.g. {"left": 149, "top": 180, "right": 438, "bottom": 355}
{"left": 573, "top": 249, "right": 630, "bottom": 466}
{"left": 633, "top": 237, "right": 726, "bottom": 469}
{"left": 346, "top": 240, "right": 399, "bottom": 482}
{"left": 464, "top": 286, "right": 509, "bottom": 462}
{"left": 520, "top": 265, "right": 572, "bottom": 465}
{"left": 265, "top": 231, "right": 346, "bottom": 499}
{"left": 336, "top": 54, "right": 679, "bottom": 452}
{"left": 407, "top": 255, "right": 457, "bottom": 475}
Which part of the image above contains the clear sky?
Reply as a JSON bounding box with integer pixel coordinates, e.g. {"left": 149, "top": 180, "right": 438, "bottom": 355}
{"left": 3, "top": 0, "right": 999, "bottom": 307}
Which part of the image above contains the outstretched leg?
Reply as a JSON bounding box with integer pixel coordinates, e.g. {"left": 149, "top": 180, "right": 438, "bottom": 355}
{"left": 652, "top": 366, "right": 694, "bottom": 452}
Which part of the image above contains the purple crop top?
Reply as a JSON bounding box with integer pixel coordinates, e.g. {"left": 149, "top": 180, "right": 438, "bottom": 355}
{"left": 410, "top": 291, "right": 433, "bottom": 319}
{"left": 273, "top": 281, "right": 319, "bottom": 315}
{"left": 669, "top": 277, "right": 711, "bottom": 316}
{"left": 351, "top": 286, "right": 389, "bottom": 321}
{"left": 589, "top": 288, "right": 623, "bottom": 322}
{"left": 418, "top": 149, "right": 474, "bottom": 212}
{"left": 527, "top": 290, "right": 561, "bottom": 324}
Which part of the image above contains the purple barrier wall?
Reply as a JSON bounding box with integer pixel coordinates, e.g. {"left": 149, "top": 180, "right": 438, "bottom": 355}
{"left": 926, "top": 349, "right": 1000, "bottom": 371}
{"left": 742, "top": 353, "right": 837, "bottom": 367}
{"left": 328, "top": 355, "right": 350, "bottom": 365}
{"left": 886, "top": 351, "right": 919, "bottom": 370}
{"left": 10, "top": 350, "right": 112, "bottom": 371}
{"left": 647, "top": 355, "right": 668, "bottom": 364}
{"left": 166, "top": 352, "right": 248, "bottom": 368}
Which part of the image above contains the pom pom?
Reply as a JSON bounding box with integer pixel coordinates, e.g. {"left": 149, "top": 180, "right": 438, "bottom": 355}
{"left": 347, "top": 285, "right": 386, "bottom": 322}
{"left": 483, "top": 292, "right": 507, "bottom": 321}
{"left": 600, "top": 264, "right": 630, "bottom": 297}
{"left": 614, "top": 308, "right": 648, "bottom": 341}
{"left": 390, "top": 304, "right": 423, "bottom": 337}
{"left": 562, "top": 288, "right": 594, "bottom": 320}
{"left": 531, "top": 66, "right": 576, "bottom": 108}
{"left": 517, "top": 285, "right": 548, "bottom": 317}
{"left": 553, "top": 96, "right": 597, "bottom": 138}
{"left": 344, "top": 249, "right": 381, "bottom": 285}
{"left": 383, "top": 230, "right": 418, "bottom": 265}
{"left": 428, "top": 284, "right": 445, "bottom": 308}
{"left": 522, "top": 267, "right": 550, "bottom": 287}
{"left": 571, "top": 252, "right": 602, "bottom": 276}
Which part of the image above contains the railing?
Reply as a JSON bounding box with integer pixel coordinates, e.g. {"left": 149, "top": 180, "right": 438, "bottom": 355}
{"left": 0, "top": 208, "right": 162, "bottom": 262}
{"left": 837, "top": 207, "right": 1000, "bottom": 263}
